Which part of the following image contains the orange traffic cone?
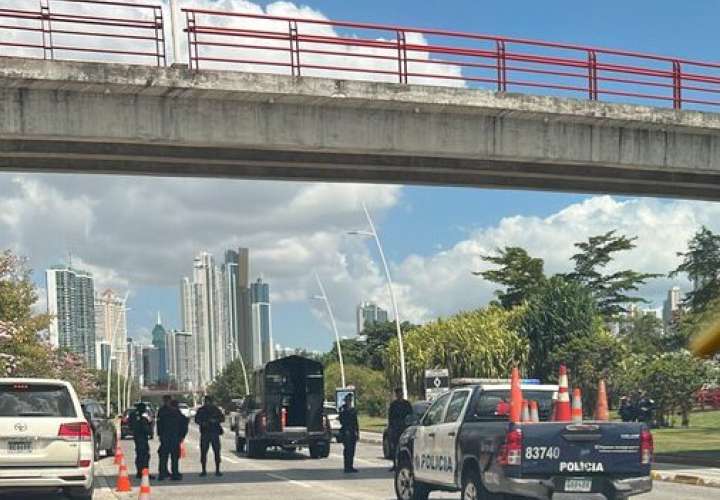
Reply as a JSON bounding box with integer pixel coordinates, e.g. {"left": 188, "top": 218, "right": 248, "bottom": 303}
{"left": 509, "top": 366, "right": 523, "bottom": 423}
{"left": 572, "top": 388, "right": 583, "bottom": 424}
{"left": 138, "top": 468, "right": 151, "bottom": 500}
{"left": 521, "top": 400, "right": 530, "bottom": 422}
{"left": 115, "top": 456, "right": 132, "bottom": 493}
{"left": 180, "top": 440, "right": 187, "bottom": 459}
{"left": 554, "top": 365, "right": 572, "bottom": 421}
{"left": 529, "top": 400, "right": 540, "bottom": 423}
{"left": 114, "top": 444, "right": 124, "bottom": 466}
{"left": 595, "top": 379, "right": 609, "bottom": 421}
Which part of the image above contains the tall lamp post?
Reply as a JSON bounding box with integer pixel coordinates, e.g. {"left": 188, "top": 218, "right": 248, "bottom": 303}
{"left": 348, "top": 202, "right": 408, "bottom": 399}
{"left": 106, "top": 292, "right": 129, "bottom": 417}
{"left": 312, "top": 272, "right": 346, "bottom": 388}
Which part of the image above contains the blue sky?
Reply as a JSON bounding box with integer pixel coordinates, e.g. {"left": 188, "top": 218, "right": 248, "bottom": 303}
{"left": 4, "top": 0, "right": 720, "bottom": 351}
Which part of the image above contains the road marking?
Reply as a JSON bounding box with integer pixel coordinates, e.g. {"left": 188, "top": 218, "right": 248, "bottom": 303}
{"left": 266, "top": 472, "right": 312, "bottom": 488}
{"left": 222, "top": 453, "right": 240, "bottom": 464}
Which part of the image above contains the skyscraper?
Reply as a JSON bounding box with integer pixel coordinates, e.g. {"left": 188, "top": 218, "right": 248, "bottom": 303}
{"left": 151, "top": 313, "right": 168, "bottom": 385}
{"left": 356, "top": 302, "right": 389, "bottom": 334}
{"left": 191, "top": 252, "right": 222, "bottom": 388}
{"left": 663, "top": 286, "right": 682, "bottom": 332}
{"left": 172, "top": 330, "right": 195, "bottom": 391}
{"left": 94, "top": 289, "right": 127, "bottom": 372}
{"left": 221, "top": 248, "right": 252, "bottom": 367}
{"left": 46, "top": 266, "right": 96, "bottom": 367}
{"left": 251, "top": 277, "right": 273, "bottom": 368}
{"left": 180, "top": 277, "right": 194, "bottom": 333}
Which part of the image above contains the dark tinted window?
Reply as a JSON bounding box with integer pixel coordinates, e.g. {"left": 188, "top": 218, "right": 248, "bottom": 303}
{"left": 472, "top": 390, "right": 554, "bottom": 421}
{"left": 422, "top": 392, "right": 451, "bottom": 426}
{"left": 444, "top": 391, "right": 470, "bottom": 423}
{"left": 0, "top": 383, "right": 76, "bottom": 417}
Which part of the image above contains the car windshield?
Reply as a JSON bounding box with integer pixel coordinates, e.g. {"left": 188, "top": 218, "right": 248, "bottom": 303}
{"left": 0, "top": 383, "right": 76, "bottom": 418}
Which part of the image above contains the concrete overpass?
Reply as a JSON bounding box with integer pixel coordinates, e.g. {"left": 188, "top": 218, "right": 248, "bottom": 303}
{"left": 1, "top": 56, "right": 719, "bottom": 199}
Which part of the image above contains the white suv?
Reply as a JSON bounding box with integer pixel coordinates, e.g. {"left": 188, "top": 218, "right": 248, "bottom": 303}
{"left": 0, "top": 378, "right": 95, "bottom": 499}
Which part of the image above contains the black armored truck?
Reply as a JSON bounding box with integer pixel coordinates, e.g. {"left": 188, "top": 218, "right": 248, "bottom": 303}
{"left": 231, "top": 355, "right": 332, "bottom": 459}
{"left": 395, "top": 381, "right": 653, "bottom": 500}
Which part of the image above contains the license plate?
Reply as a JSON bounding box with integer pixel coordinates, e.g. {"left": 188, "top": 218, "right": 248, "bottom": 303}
{"left": 565, "top": 478, "right": 592, "bottom": 492}
{"left": 8, "top": 441, "right": 32, "bottom": 454}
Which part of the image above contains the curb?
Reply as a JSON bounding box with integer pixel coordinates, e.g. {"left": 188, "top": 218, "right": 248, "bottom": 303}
{"left": 651, "top": 471, "right": 720, "bottom": 489}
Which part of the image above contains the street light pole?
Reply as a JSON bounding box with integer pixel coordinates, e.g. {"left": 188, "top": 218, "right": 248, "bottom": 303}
{"left": 348, "top": 203, "right": 409, "bottom": 399}
{"left": 313, "top": 272, "right": 346, "bottom": 388}
{"left": 106, "top": 292, "right": 129, "bottom": 417}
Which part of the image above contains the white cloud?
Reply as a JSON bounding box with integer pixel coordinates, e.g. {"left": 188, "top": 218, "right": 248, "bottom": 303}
{"left": 1, "top": 0, "right": 464, "bottom": 86}
{"left": 387, "top": 196, "right": 719, "bottom": 324}
{"left": 0, "top": 172, "right": 400, "bottom": 332}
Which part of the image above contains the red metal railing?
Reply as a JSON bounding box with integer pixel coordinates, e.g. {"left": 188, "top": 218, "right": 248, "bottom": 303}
{"left": 0, "top": 0, "right": 165, "bottom": 65}
{"left": 183, "top": 8, "right": 720, "bottom": 110}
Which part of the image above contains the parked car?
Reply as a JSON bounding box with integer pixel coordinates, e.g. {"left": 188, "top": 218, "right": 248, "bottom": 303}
{"left": 80, "top": 399, "right": 117, "bottom": 461}
{"left": 234, "top": 355, "right": 332, "bottom": 459}
{"left": 0, "top": 378, "right": 95, "bottom": 499}
{"left": 323, "top": 404, "right": 342, "bottom": 442}
{"left": 382, "top": 400, "right": 431, "bottom": 459}
{"left": 177, "top": 402, "right": 191, "bottom": 418}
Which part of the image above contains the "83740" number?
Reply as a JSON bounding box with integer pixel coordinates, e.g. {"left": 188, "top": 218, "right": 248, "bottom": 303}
{"left": 524, "top": 446, "right": 560, "bottom": 460}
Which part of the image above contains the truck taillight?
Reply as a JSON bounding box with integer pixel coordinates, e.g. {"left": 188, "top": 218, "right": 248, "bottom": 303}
{"left": 640, "top": 429, "right": 653, "bottom": 465}
{"left": 498, "top": 428, "right": 522, "bottom": 466}
{"left": 280, "top": 408, "right": 287, "bottom": 431}
{"left": 259, "top": 412, "right": 267, "bottom": 433}
{"left": 58, "top": 422, "right": 92, "bottom": 441}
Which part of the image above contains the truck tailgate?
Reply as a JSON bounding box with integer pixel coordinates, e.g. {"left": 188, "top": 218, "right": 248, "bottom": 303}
{"left": 518, "top": 422, "right": 649, "bottom": 477}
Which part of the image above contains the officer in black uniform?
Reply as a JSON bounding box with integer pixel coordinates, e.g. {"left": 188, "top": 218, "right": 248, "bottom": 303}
{"left": 157, "top": 395, "right": 187, "bottom": 481}
{"left": 195, "top": 395, "right": 225, "bottom": 477}
{"left": 131, "top": 402, "right": 155, "bottom": 479}
{"left": 339, "top": 393, "right": 359, "bottom": 473}
{"left": 387, "top": 387, "right": 413, "bottom": 472}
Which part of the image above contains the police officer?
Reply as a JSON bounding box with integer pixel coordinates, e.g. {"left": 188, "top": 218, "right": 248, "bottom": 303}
{"left": 387, "top": 387, "right": 413, "bottom": 472}
{"left": 157, "top": 395, "right": 187, "bottom": 481}
{"left": 131, "top": 402, "right": 155, "bottom": 479}
{"left": 195, "top": 395, "right": 225, "bottom": 477}
{"left": 339, "top": 393, "right": 359, "bottom": 473}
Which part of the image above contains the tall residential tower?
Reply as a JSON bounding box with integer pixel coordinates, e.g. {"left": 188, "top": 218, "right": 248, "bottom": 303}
{"left": 46, "top": 266, "right": 97, "bottom": 367}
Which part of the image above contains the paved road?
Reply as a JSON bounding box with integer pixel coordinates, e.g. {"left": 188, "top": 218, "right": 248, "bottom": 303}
{"left": 1, "top": 425, "right": 716, "bottom": 499}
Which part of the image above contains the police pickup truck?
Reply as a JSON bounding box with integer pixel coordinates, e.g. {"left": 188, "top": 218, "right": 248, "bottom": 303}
{"left": 394, "top": 382, "right": 653, "bottom": 500}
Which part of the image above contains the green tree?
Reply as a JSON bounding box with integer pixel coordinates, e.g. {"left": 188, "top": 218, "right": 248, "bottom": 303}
{"left": 207, "top": 359, "right": 252, "bottom": 409}
{"left": 618, "top": 312, "right": 665, "bottom": 356}
{"left": 671, "top": 226, "right": 720, "bottom": 311}
{"left": 521, "top": 276, "right": 603, "bottom": 380}
{"left": 0, "top": 250, "right": 99, "bottom": 397}
{"left": 476, "top": 247, "right": 545, "bottom": 308}
{"left": 386, "top": 306, "right": 528, "bottom": 398}
{"left": 550, "top": 330, "right": 627, "bottom": 411}
{"left": 321, "top": 338, "right": 367, "bottom": 366}
{"left": 566, "top": 231, "right": 660, "bottom": 318}
{"left": 321, "top": 321, "right": 417, "bottom": 371}
{"left": 615, "top": 352, "right": 711, "bottom": 427}
{"left": 324, "top": 363, "right": 389, "bottom": 417}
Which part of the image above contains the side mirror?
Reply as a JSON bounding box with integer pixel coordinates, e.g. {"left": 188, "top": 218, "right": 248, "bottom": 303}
{"left": 405, "top": 414, "right": 419, "bottom": 427}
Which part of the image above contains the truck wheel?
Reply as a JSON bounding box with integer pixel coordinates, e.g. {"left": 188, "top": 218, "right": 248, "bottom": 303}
{"left": 461, "top": 468, "right": 491, "bottom": 500}
{"left": 105, "top": 435, "right": 117, "bottom": 459}
{"left": 395, "top": 460, "right": 429, "bottom": 500}
{"left": 247, "top": 439, "right": 265, "bottom": 458}
{"left": 235, "top": 435, "right": 246, "bottom": 454}
{"left": 309, "top": 441, "right": 329, "bottom": 459}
